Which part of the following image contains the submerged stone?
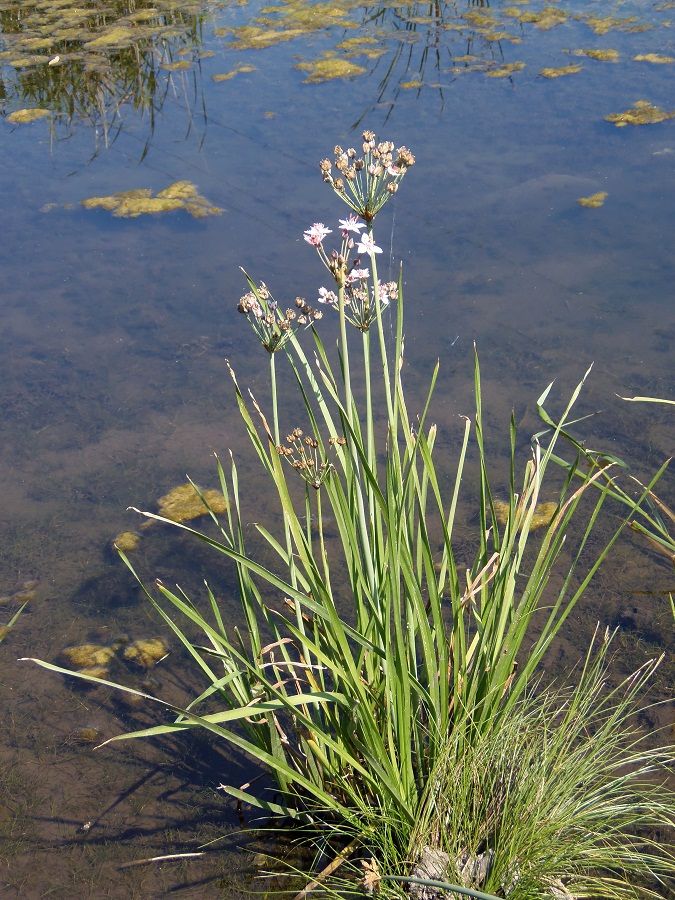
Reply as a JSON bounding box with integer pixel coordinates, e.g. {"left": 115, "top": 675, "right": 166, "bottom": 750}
{"left": 578, "top": 191, "right": 608, "bottom": 208}
{"left": 157, "top": 482, "right": 228, "bottom": 522}
{"left": 605, "top": 100, "right": 675, "bottom": 127}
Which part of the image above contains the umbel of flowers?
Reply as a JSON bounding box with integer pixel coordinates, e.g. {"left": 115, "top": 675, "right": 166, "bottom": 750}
{"left": 304, "top": 216, "right": 399, "bottom": 332}
{"left": 237, "top": 278, "right": 322, "bottom": 353}
{"left": 319, "top": 130, "right": 416, "bottom": 222}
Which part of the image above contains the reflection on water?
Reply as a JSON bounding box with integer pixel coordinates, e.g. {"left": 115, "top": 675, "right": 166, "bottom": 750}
{"left": 0, "top": 0, "right": 210, "bottom": 152}
{"left": 1, "top": 0, "right": 673, "bottom": 895}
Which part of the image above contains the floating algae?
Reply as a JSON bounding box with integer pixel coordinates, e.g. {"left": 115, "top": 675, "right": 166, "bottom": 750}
{"left": 504, "top": 6, "right": 567, "bottom": 29}
{"left": 540, "top": 64, "right": 583, "bottom": 78}
{"left": 605, "top": 100, "right": 675, "bottom": 127}
{"left": 123, "top": 638, "right": 169, "bottom": 669}
{"left": 634, "top": 53, "right": 675, "bottom": 63}
{"left": 6, "top": 108, "right": 50, "bottom": 124}
{"left": 157, "top": 482, "right": 228, "bottom": 522}
{"left": 486, "top": 61, "right": 525, "bottom": 78}
{"left": 0, "top": 0, "right": 209, "bottom": 135}
{"left": 161, "top": 60, "right": 192, "bottom": 71}
{"left": 336, "top": 36, "right": 380, "bottom": 51}
{"left": 113, "top": 531, "right": 141, "bottom": 552}
{"left": 83, "top": 26, "right": 137, "bottom": 50}
{"left": 580, "top": 15, "right": 647, "bottom": 35}
{"left": 493, "top": 500, "right": 558, "bottom": 530}
{"left": 212, "top": 64, "right": 256, "bottom": 81}
{"left": 571, "top": 48, "right": 619, "bottom": 62}
{"left": 295, "top": 55, "right": 367, "bottom": 83}
{"left": 81, "top": 181, "right": 222, "bottom": 218}
{"left": 61, "top": 643, "right": 116, "bottom": 669}
{"left": 224, "top": 0, "right": 355, "bottom": 50}
{"left": 577, "top": 191, "right": 608, "bottom": 208}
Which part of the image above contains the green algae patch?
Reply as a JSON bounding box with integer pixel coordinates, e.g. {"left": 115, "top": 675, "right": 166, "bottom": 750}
{"left": 113, "top": 531, "right": 141, "bottom": 552}
{"left": 296, "top": 55, "right": 367, "bottom": 83}
{"left": 580, "top": 15, "right": 648, "bottom": 35}
{"left": 213, "top": 64, "right": 256, "bottom": 82}
{"left": 336, "top": 36, "right": 379, "bottom": 51}
{"left": 157, "top": 482, "right": 228, "bottom": 522}
{"left": 605, "top": 100, "right": 675, "bottom": 127}
{"left": 61, "top": 643, "right": 116, "bottom": 670}
{"left": 83, "top": 26, "right": 137, "bottom": 50}
{"left": 123, "top": 637, "right": 168, "bottom": 669}
{"left": 227, "top": 25, "right": 309, "bottom": 49}
{"left": 577, "top": 191, "right": 608, "bottom": 208}
{"left": 161, "top": 59, "right": 192, "bottom": 71}
{"left": 81, "top": 181, "right": 222, "bottom": 218}
{"left": 486, "top": 61, "right": 525, "bottom": 78}
{"left": 634, "top": 53, "right": 675, "bottom": 63}
{"left": 572, "top": 48, "right": 619, "bottom": 62}
{"left": 226, "top": 0, "right": 357, "bottom": 49}
{"left": 505, "top": 6, "right": 567, "bottom": 29}
{"left": 540, "top": 64, "right": 583, "bottom": 78}
{"left": 6, "top": 108, "right": 50, "bottom": 124}
{"left": 494, "top": 499, "right": 558, "bottom": 530}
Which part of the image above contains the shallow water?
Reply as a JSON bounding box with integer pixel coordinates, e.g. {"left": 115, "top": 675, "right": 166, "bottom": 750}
{"left": 1, "top": 0, "right": 673, "bottom": 894}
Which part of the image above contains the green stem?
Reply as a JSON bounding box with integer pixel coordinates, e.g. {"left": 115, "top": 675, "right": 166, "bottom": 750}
{"left": 369, "top": 235, "right": 395, "bottom": 427}
{"left": 338, "top": 283, "right": 352, "bottom": 424}
{"left": 363, "top": 329, "right": 375, "bottom": 474}
{"left": 271, "top": 351, "right": 298, "bottom": 589}
{"left": 270, "top": 352, "right": 280, "bottom": 446}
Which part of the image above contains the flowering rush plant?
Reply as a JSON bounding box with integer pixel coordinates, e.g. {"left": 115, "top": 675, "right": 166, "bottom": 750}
{"left": 30, "top": 129, "right": 674, "bottom": 900}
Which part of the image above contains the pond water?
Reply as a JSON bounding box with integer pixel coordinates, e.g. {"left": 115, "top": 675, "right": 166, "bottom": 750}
{"left": 1, "top": 0, "right": 673, "bottom": 895}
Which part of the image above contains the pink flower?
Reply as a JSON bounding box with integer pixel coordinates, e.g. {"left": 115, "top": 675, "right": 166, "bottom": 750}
{"left": 339, "top": 215, "right": 366, "bottom": 235}
{"left": 347, "top": 267, "right": 369, "bottom": 284}
{"left": 303, "top": 223, "right": 332, "bottom": 246}
{"left": 356, "top": 233, "right": 382, "bottom": 255}
{"left": 318, "top": 287, "right": 338, "bottom": 305}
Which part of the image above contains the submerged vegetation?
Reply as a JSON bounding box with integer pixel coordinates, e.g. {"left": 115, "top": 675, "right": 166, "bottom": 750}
{"left": 29, "top": 133, "right": 674, "bottom": 897}
{"left": 577, "top": 190, "right": 608, "bottom": 208}
{"left": 81, "top": 181, "right": 222, "bottom": 218}
{"left": 605, "top": 100, "right": 675, "bottom": 127}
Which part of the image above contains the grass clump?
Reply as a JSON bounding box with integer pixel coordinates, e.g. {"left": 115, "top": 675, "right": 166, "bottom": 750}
{"left": 28, "top": 133, "right": 674, "bottom": 897}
